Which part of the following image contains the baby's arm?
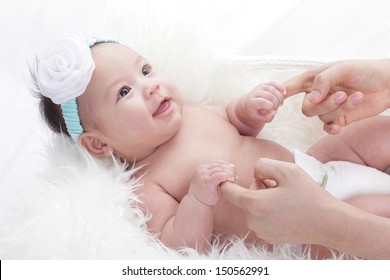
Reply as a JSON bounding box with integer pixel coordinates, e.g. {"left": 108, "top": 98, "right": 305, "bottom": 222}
{"left": 143, "top": 160, "right": 236, "bottom": 252}
{"left": 226, "top": 82, "right": 286, "bottom": 136}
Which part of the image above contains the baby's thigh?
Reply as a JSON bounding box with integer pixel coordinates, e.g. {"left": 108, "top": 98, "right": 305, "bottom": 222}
{"left": 308, "top": 116, "right": 390, "bottom": 169}
{"left": 339, "top": 116, "right": 390, "bottom": 171}
{"left": 306, "top": 135, "right": 363, "bottom": 165}
{"left": 345, "top": 194, "right": 390, "bottom": 218}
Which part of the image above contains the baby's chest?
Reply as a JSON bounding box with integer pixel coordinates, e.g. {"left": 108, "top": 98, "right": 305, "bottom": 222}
{"left": 150, "top": 112, "right": 242, "bottom": 200}
{"left": 150, "top": 137, "right": 238, "bottom": 201}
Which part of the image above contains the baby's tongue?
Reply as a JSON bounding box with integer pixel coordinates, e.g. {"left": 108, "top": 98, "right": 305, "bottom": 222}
{"left": 154, "top": 100, "right": 170, "bottom": 116}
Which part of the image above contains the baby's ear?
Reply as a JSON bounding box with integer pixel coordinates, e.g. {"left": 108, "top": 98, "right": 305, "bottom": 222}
{"left": 78, "top": 132, "right": 113, "bottom": 158}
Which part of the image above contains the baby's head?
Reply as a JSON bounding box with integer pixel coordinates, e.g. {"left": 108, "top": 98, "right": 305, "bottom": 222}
{"left": 35, "top": 35, "right": 183, "bottom": 162}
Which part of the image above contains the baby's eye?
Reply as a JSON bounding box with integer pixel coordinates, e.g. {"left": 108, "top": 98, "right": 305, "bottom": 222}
{"left": 118, "top": 86, "right": 132, "bottom": 100}
{"left": 142, "top": 64, "right": 152, "bottom": 76}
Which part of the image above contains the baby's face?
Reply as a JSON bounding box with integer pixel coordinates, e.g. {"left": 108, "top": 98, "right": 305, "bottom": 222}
{"left": 78, "top": 43, "right": 183, "bottom": 161}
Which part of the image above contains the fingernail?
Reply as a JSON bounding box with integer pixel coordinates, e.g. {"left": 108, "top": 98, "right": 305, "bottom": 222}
{"left": 327, "top": 124, "right": 340, "bottom": 134}
{"left": 309, "top": 90, "right": 321, "bottom": 102}
{"left": 335, "top": 93, "right": 346, "bottom": 104}
{"left": 351, "top": 93, "right": 363, "bottom": 105}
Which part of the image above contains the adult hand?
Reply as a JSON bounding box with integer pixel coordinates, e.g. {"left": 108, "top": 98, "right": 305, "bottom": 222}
{"left": 221, "top": 158, "right": 390, "bottom": 259}
{"left": 221, "top": 158, "right": 336, "bottom": 245}
{"left": 283, "top": 59, "right": 390, "bottom": 134}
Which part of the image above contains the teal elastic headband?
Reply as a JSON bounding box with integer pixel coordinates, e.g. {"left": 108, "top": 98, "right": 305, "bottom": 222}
{"left": 61, "top": 98, "right": 84, "bottom": 141}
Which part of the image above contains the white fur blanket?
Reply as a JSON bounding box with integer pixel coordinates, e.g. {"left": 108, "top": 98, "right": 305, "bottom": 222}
{"left": 5, "top": 0, "right": 388, "bottom": 260}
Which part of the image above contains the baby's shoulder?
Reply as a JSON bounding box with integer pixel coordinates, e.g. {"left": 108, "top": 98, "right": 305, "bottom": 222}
{"left": 138, "top": 169, "right": 188, "bottom": 207}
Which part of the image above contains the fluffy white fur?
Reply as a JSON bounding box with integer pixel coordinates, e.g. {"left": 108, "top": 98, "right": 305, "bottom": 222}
{"left": 1, "top": 0, "right": 356, "bottom": 259}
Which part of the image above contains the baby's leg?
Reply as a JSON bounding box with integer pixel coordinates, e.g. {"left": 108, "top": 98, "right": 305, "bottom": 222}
{"left": 346, "top": 194, "right": 390, "bottom": 218}
{"left": 307, "top": 115, "right": 390, "bottom": 172}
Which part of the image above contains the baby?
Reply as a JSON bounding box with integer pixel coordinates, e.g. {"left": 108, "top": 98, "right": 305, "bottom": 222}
{"left": 34, "top": 35, "right": 390, "bottom": 253}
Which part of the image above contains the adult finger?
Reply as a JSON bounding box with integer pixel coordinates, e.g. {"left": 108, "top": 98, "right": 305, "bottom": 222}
{"left": 308, "top": 62, "right": 349, "bottom": 103}
{"left": 318, "top": 92, "right": 364, "bottom": 124}
{"left": 323, "top": 122, "right": 342, "bottom": 135}
{"left": 302, "top": 91, "right": 347, "bottom": 117}
{"left": 283, "top": 73, "right": 310, "bottom": 97}
{"left": 283, "top": 64, "right": 330, "bottom": 97}
{"left": 220, "top": 182, "right": 257, "bottom": 210}
{"left": 253, "top": 158, "right": 296, "bottom": 183}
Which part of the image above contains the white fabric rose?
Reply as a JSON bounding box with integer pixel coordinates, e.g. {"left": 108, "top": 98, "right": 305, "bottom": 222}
{"left": 37, "top": 35, "right": 95, "bottom": 104}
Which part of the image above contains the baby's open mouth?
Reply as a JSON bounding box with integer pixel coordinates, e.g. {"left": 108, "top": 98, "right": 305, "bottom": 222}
{"left": 153, "top": 99, "right": 172, "bottom": 117}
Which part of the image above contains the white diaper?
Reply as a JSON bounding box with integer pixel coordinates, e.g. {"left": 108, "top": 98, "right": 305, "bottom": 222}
{"left": 293, "top": 149, "right": 390, "bottom": 200}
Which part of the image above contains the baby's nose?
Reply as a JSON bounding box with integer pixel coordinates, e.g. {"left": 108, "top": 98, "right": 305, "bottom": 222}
{"left": 144, "top": 82, "right": 160, "bottom": 97}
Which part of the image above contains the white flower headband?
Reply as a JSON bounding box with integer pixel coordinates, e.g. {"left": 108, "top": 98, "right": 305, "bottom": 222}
{"left": 37, "top": 35, "right": 119, "bottom": 142}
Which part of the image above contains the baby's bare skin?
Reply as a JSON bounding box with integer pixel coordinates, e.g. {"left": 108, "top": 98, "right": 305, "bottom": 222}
{"left": 136, "top": 104, "right": 293, "bottom": 250}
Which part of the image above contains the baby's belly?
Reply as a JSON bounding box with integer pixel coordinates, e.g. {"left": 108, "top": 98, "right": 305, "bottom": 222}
{"left": 226, "top": 136, "right": 293, "bottom": 188}
{"left": 212, "top": 197, "right": 259, "bottom": 242}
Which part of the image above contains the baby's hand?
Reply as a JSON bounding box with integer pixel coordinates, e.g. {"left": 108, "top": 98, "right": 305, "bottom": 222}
{"left": 188, "top": 160, "right": 237, "bottom": 206}
{"left": 244, "top": 82, "right": 286, "bottom": 123}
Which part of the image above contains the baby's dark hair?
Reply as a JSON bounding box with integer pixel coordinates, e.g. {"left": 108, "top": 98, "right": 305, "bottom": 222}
{"left": 29, "top": 57, "right": 70, "bottom": 137}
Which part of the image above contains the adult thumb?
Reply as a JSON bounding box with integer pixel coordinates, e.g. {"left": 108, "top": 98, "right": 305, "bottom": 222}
{"left": 253, "top": 158, "right": 296, "bottom": 186}
{"left": 220, "top": 182, "right": 255, "bottom": 210}
{"left": 309, "top": 64, "right": 343, "bottom": 103}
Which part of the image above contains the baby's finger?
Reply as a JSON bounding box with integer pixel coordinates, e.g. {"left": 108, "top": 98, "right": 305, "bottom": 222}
{"left": 262, "top": 84, "right": 285, "bottom": 104}
{"left": 253, "top": 97, "right": 276, "bottom": 112}
{"left": 257, "top": 110, "right": 276, "bottom": 122}
{"left": 259, "top": 109, "right": 270, "bottom": 115}
{"left": 265, "top": 82, "right": 287, "bottom": 97}
{"left": 207, "top": 160, "right": 235, "bottom": 170}
{"left": 252, "top": 84, "right": 284, "bottom": 105}
{"left": 207, "top": 160, "right": 237, "bottom": 181}
{"left": 208, "top": 164, "right": 236, "bottom": 176}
